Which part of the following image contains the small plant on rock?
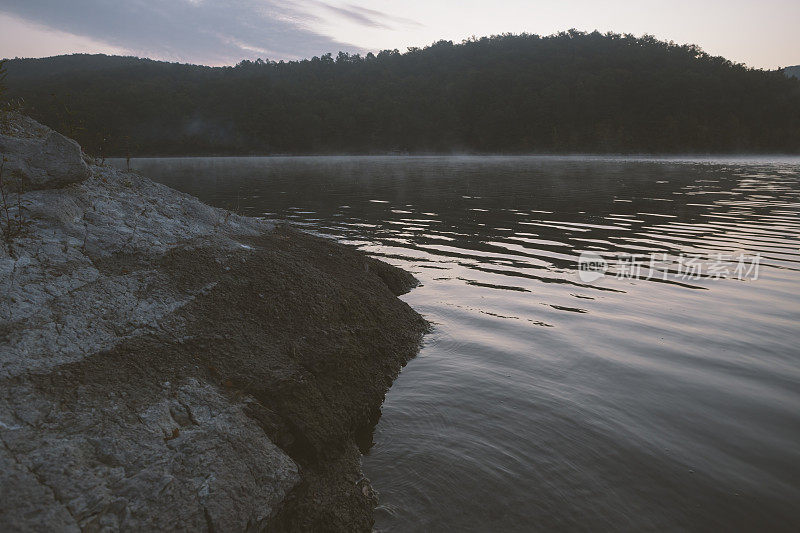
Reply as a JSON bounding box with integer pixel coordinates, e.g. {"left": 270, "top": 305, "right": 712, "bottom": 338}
{"left": 0, "top": 59, "right": 7, "bottom": 103}
{"left": 0, "top": 60, "right": 8, "bottom": 133}
{"left": 0, "top": 155, "right": 26, "bottom": 248}
{"left": 0, "top": 60, "right": 25, "bottom": 133}
{"left": 50, "top": 93, "right": 84, "bottom": 140}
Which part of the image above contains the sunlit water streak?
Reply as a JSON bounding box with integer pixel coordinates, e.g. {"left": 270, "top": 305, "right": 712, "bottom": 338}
{"left": 114, "top": 155, "right": 800, "bottom": 531}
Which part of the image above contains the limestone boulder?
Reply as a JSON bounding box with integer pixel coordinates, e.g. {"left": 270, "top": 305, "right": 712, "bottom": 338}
{"left": 0, "top": 129, "right": 89, "bottom": 190}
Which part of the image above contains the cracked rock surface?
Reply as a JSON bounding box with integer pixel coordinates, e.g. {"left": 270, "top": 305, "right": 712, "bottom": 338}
{"left": 0, "top": 115, "right": 427, "bottom": 531}
{"left": 0, "top": 379, "right": 299, "bottom": 531}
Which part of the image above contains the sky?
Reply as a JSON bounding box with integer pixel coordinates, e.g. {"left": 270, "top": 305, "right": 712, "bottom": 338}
{"left": 0, "top": 0, "right": 797, "bottom": 69}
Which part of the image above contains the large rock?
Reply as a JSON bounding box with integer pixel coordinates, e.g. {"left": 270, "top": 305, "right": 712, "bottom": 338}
{"left": 0, "top": 115, "right": 301, "bottom": 530}
{"left": 0, "top": 122, "right": 89, "bottom": 190}
{"left": 0, "top": 116, "right": 428, "bottom": 531}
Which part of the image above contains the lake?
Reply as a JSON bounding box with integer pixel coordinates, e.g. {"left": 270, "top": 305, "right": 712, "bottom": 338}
{"left": 115, "top": 155, "right": 800, "bottom": 531}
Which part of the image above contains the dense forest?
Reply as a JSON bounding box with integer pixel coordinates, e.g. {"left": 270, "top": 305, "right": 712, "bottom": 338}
{"left": 3, "top": 31, "right": 800, "bottom": 155}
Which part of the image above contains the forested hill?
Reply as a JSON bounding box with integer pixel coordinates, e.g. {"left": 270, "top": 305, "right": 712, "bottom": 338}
{"left": 4, "top": 31, "right": 800, "bottom": 155}
{"left": 785, "top": 65, "right": 800, "bottom": 79}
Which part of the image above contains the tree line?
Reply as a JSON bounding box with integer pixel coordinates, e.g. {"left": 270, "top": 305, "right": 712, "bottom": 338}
{"left": 4, "top": 31, "right": 800, "bottom": 155}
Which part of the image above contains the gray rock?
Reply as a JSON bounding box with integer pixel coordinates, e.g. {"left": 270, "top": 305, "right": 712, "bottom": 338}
{"left": 0, "top": 379, "right": 299, "bottom": 531}
{"left": 0, "top": 115, "right": 427, "bottom": 532}
{"left": 0, "top": 117, "right": 89, "bottom": 190}
{"left": 0, "top": 116, "right": 299, "bottom": 531}
{"left": 0, "top": 148, "right": 271, "bottom": 380}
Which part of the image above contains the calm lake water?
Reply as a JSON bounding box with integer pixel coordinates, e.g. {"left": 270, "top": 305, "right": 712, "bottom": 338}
{"left": 115, "top": 156, "right": 800, "bottom": 531}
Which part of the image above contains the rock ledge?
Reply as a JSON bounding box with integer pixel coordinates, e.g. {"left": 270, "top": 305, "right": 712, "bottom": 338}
{"left": 0, "top": 114, "right": 427, "bottom": 531}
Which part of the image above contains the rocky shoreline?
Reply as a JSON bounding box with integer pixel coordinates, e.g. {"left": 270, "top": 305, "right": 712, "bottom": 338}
{"left": 0, "top": 115, "right": 428, "bottom": 531}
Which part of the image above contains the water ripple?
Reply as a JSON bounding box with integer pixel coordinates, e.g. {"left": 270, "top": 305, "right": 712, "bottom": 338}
{"left": 119, "top": 155, "right": 800, "bottom": 531}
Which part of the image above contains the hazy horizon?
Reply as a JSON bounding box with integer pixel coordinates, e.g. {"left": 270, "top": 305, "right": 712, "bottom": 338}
{"left": 0, "top": 1, "right": 798, "bottom": 70}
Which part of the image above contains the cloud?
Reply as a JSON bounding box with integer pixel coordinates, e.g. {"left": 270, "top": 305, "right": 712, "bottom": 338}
{"left": 342, "top": 4, "right": 423, "bottom": 29}
{"left": 0, "top": 0, "right": 371, "bottom": 64}
{"left": 318, "top": 3, "right": 387, "bottom": 28}
{"left": 311, "top": 2, "right": 423, "bottom": 30}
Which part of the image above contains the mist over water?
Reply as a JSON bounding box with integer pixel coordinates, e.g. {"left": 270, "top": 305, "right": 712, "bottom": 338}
{"left": 115, "top": 155, "right": 800, "bottom": 531}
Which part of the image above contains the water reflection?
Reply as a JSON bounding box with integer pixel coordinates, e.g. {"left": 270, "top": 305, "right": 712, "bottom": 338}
{"left": 115, "top": 155, "right": 800, "bottom": 531}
